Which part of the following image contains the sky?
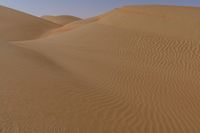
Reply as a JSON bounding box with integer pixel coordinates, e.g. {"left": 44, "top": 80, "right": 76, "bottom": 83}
{"left": 0, "top": 0, "right": 200, "bottom": 18}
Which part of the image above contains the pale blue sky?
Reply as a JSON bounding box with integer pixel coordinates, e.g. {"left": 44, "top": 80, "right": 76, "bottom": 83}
{"left": 0, "top": 0, "right": 200, "bottom": 18}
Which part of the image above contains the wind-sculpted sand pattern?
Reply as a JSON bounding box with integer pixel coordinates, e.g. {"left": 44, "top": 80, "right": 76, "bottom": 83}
{"left": 0, "top": 5, "right": 200, "bottom": 133}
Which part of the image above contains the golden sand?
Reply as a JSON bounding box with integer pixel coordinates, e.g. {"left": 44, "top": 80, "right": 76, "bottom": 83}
{"left": 0, "top": 5, "right": 200, "bottom": 133}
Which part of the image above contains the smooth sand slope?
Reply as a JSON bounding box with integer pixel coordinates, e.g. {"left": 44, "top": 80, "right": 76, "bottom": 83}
{"left": 41, "top": 15, "right": 81, "bottom": 25}
{"left": 1, "top": 5, "right": 200, "bottom": 133}
{"left": 0, "top": 6, "right": 59, "bottom": 41}
{"left": 0, "top": 40, "right": 85, "bottom": 132}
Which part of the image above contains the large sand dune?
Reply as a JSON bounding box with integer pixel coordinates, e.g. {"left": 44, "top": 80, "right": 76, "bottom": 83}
{"left": 1, "top": 5, "right": 200, "bottom": 133}
{"left": 98, "top": 5, "right": 200, "bottom": 40}
{"left": 0, "top": 6, "right": 59, "bottom": 41}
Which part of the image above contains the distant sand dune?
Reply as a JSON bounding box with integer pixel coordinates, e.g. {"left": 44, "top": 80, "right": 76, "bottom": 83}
{"left": 41, "top": 15, "right": 81, "bottom": 25}
{"left": 43, "top": 16, "right": 99, "bottom": 37}
{"left": 1, "top": 5, "right": 200, "bottom": 133}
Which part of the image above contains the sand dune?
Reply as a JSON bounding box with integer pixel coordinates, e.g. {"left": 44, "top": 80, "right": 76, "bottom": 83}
{"left": 1, "top": 5, "right": 200, "bottom": 133}
{"left": 0, "top": 40, "right": 84, "bottom": 132}
{"left": 43, "top": 16, "right": 99, "bottom": 37}
{"left": 98, "top": 5, "right": 200, "bottom": 40}
{"left": 0, "top": 6, "right": 59, "bottom": 41}
{"left": 41, "top": 15, "right": 81, "bottom": 25}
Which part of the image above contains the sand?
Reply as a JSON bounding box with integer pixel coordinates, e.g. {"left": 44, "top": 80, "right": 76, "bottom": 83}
{"left": 1, "top": 5, "right": 200, "bottom": 133}
{"left": 0, "top": 6, "right": 59, "bottom": 41}
{"left": 41, "top": 15, "right": 81, "bottom": 25}
{"left": 42, "top": 16, "right": 99, "bottom": 37}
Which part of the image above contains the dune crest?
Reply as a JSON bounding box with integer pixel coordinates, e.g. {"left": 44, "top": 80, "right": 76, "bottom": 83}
{"left": 0, "top": 6, "right": 59, "bottom": 41}
{"left": 41, "top": 15, "right": 81, "bottom": 25}
{"left": 43, "top": 16, "right": 99, "bottom": 37}
{"left": 98, "top": 5, "right": 200, "bottom": 40}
